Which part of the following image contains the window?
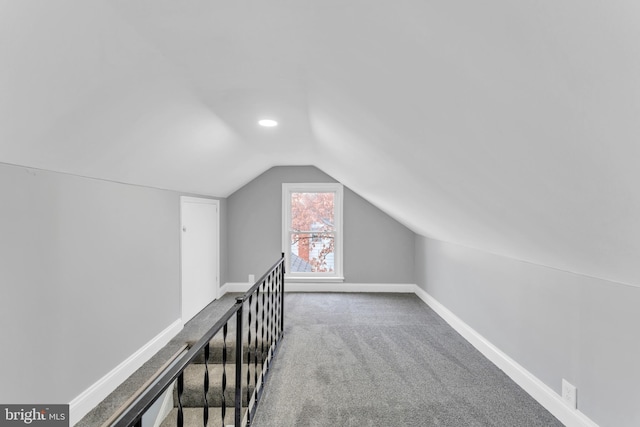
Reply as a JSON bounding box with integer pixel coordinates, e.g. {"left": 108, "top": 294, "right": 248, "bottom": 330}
{"left": 282, "top": 183, "right": 344, "bottom": 282}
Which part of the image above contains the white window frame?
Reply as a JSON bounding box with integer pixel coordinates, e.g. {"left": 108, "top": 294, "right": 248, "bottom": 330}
{"left": 282, "top": 183, "right": 344, "bottom": 282}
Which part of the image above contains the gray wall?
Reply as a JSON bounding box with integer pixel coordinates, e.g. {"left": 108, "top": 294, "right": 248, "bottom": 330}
{"left": 414, "top": 235, "right": 640, "bottom": 427}
{"left": 0, "top": 163, "right": 226, "bottom": 403}
{"left": 227, "top": 166, "right": 415, "bottom": 284}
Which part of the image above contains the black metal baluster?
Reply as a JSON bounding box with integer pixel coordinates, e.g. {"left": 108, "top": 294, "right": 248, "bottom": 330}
{"left": 273, "top": 267, "right": 279, "bottom": 341}
{"left": 280, "top": 257, "right": 285, "bottom": 338}
{"left": 235, "top": 300, "right": 244, "bottom": 427}
{"left": 246, "top": 293, "right": 253, "bottom": 425}
{"left": 265, "top": 274, "right": 271, "bottom": 371}
{"left": 279, "top": 263, "right": 284, "bottom": 337}
{"left": 270, "top": 271, "right": 276, "bottom": 348}
{"left": 254, "top": 286, "right": 260, "bottom": 391}
{"left": 221, "top": 324, "right": 228, "bottom": 426}
{"left": 177, "top": 372, "right": 184, "bottom": 427}
{"left": 271, "top": 271, "right": 278, "bottom": 344}
{"left": 203, "top": 343, "right": 210, "bottom": 427}
{"left": 261, "top": 280, "right": 266, "bottom": 388}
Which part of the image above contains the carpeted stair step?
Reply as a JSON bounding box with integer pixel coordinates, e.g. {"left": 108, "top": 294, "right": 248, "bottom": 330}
{"left": 174, "top": 363, "right": 262, "bottom": 408}
{"left": 189, "top": 337, "right": 271, "bottom": 364}
{"left": 160, "top": 407, "right": 247, "bottom": 427}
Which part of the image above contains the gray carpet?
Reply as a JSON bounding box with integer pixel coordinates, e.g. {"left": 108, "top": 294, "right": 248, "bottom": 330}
{"left": 251, "top": 293, "right": 562, "bottom": 427}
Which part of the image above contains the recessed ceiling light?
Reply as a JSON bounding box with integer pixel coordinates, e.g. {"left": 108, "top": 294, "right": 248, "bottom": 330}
{"left": 258, "top": 119, "right": 278, "bottom": 127}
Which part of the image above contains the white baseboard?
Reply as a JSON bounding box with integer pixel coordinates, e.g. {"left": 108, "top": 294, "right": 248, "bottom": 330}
{"left": 412, "top": 286, "right": 599, "bottom": 427}
{"left": 69, "top": 319, "right": 183, "bottom": 426}
{"left": 220, "top": 282, "right": 416, "bottom": 296}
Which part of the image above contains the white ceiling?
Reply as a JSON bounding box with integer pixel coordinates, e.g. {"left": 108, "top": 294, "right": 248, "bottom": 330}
{"left": 2, "top": 1, "right": 640, "bottom": 286}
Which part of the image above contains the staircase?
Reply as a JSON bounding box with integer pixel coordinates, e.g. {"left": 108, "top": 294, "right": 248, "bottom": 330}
{"left": 112, "top": 256, "right": 285, "bottom": 427}
{"left": 160, "top": 324, "right": 266, "bottom": 427}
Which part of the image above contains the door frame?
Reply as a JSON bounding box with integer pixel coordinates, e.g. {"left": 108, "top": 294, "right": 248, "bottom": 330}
{"left": 180, "top": 196, "right": 220, "bottom": 323}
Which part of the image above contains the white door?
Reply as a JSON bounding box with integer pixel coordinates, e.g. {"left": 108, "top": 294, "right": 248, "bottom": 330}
{"left": 180, "top": 197, "right": 219, "bottom": 324}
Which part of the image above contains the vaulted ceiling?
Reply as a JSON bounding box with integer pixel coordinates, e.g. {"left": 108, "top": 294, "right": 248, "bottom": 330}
{"left": 2, "top": 1, "right": 640, "bottom": 286}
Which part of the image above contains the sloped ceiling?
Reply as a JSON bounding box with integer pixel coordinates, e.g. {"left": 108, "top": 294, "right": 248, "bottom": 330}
{"left": 2, "top": 1, "right": 640, "bottom": 286}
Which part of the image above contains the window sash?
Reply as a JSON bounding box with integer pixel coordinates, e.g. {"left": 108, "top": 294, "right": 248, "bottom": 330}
{"left": 288, "top": 231, "right": 336, "bottom": 274}
{"left": 282, "top": 183, "right": 343, "bottom": 281}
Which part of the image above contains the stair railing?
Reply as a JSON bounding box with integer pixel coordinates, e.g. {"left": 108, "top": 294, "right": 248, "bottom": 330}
{"left": 111, "top": 254, "right": 285, "bottom": 427}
